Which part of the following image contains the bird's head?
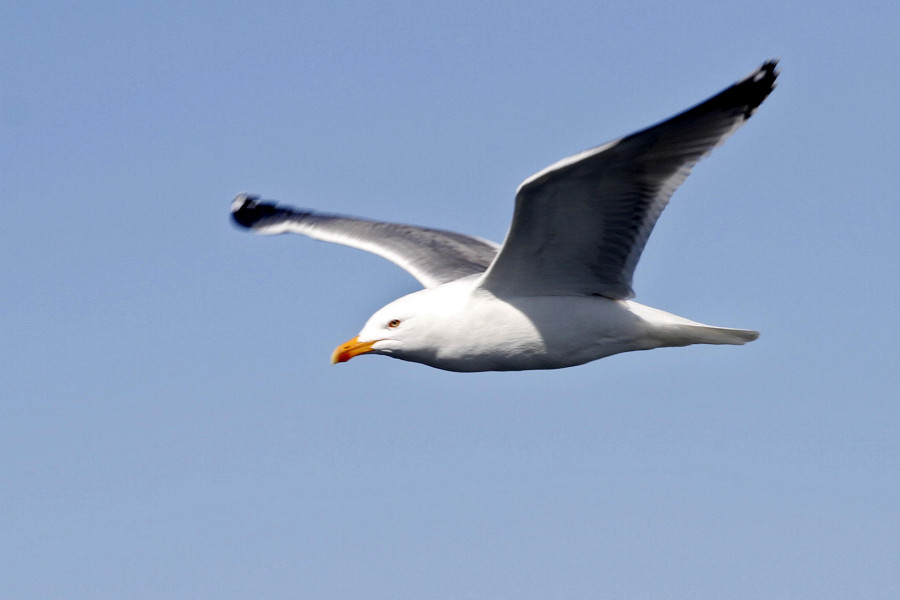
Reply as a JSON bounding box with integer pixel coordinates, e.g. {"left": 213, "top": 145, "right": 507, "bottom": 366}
{"left": 331, "top": 289, "right": 434, "bottom": 365}
{"left": 330, "top": 283, "right": 472, "bottom": 366}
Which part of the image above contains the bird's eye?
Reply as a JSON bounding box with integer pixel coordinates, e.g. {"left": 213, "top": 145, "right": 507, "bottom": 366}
{"left": 388, "top": 319, "right": 401, "bottom": 328}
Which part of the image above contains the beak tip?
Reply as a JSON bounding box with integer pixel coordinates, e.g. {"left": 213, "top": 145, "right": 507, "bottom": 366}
{"left": 331, "top": 336, "right": 374, "bottom": 365}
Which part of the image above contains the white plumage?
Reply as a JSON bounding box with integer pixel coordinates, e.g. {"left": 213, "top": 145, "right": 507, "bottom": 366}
{"left": 232, "top": 61, "right": 777, "bottom": 372}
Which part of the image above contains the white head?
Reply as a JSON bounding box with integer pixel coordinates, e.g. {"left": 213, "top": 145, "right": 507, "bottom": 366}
{"left": 331, "top": 284, "right": 464, "bottom": 366}
{"left": 330, "top": 278, "right": 547, "bottom": 371}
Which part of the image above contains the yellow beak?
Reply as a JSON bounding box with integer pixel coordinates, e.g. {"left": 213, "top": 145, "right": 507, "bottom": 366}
{"left": 331, "top": 336, "right": 377, "bottom": 364}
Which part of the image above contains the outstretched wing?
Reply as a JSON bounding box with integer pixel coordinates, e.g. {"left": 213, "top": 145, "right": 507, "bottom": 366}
{"left": 231, "top": 194, "right": 500, "bottom": 288}
{"left": 478, "top": 60, "right": 778, "bottom": 300}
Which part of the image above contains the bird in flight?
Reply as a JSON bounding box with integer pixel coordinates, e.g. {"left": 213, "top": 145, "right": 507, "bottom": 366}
{"left": 232, "top": 60, "right": 777, "bottom": 372}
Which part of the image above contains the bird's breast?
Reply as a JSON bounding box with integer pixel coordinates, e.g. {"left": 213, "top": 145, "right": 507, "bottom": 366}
{"left": 419, "top": 294, "right": 648, "bottom": 372}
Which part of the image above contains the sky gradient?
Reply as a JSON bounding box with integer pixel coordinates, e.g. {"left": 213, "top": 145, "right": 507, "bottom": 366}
{"left": 3, "top": 1, "right": 899, "bottom": 598}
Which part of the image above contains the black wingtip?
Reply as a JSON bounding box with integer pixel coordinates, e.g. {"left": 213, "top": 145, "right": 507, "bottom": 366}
{"left": 754, "top": 59, "right": 780, "bottom": 88}
{"left": 230, "top": 193, "right": 280, "bottom": 229}
{"left": 737, "top": 59, "right": 780, "bottom": 118}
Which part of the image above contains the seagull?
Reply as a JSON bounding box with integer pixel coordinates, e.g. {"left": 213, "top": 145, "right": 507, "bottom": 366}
{"left": 232, "top": 60, "right": 777, "bottom": 372}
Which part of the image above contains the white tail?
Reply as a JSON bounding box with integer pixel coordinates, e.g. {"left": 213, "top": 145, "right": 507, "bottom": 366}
{"left": 680, "top": 324, "right": 760, "bottom": 346}
{"left": 626, "top": 303, "right": 760, "bottom": 349}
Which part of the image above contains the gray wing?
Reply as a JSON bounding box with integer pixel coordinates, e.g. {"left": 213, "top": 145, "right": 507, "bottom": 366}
{"left": 231, "top": 194, "right": 500, "bottom": 288}
{"left": 478, "top": 60, "right": 778, "bottom": 300}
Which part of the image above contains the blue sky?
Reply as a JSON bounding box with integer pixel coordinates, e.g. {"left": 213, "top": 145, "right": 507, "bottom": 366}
{"left": 2, "top": 1, "right": 899, "bottom": 598}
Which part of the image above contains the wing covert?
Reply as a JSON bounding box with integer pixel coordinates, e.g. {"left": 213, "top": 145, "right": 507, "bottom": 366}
{"left": 231, "top": 194, "right": 500, "bottom": 288}
{"left": 478, "top": 60, "right": 778, "bottom": 299}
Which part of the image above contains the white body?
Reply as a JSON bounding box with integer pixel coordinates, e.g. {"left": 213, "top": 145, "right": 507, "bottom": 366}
{"left": 360, "top": 277, "right": 758, "bottom": 372}
{"left": 233, "top": 61, "right": 776, "bottom": 372}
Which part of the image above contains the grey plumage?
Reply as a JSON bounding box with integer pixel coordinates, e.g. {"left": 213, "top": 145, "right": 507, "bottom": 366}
{"left": 232, "top": 61, "right": 777, "bottom": 301}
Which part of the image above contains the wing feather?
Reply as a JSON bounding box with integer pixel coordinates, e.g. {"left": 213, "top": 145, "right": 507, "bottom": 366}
{"left": 231, "top": 194, "right": 499, "bottom": 288}
{"left": 478, "top": 60, "right": 778, "bottom": 299}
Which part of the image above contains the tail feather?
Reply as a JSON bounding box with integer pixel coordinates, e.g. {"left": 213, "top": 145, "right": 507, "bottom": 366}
{"left": 626, "top": 303, "right": 759, "bottom": 349}
{"left": 682, "top": 325, "right": 759, "bottom": 346}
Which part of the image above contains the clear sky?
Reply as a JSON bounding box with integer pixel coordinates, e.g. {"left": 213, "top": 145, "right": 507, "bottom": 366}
{"left": 2, "top": 1, "right": 899, "bottom": 598}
